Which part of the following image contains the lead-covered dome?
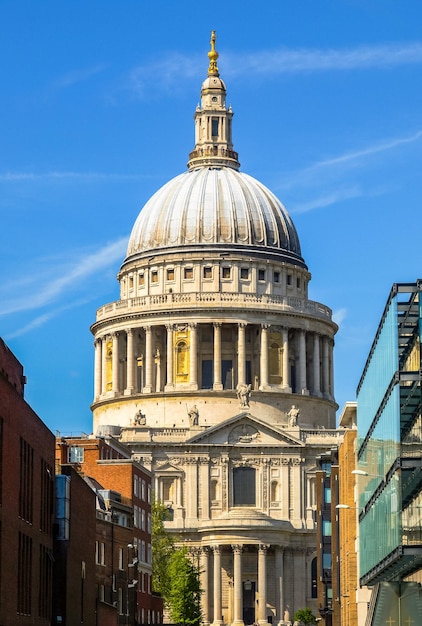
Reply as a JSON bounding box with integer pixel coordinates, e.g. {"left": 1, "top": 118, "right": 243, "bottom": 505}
{"left": 124, "top": 31, "right": 305, "bottom": 270}
{"left": 126, "top": 166, "right": 305, "bottom": 267}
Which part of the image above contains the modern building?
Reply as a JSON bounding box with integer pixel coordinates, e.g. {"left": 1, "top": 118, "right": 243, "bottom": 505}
{"left": 90, "top": 32, "right": 341, "bottom": 625}
{"left": 0, "top": 337, "right": 55, "bottom": 626}
{"left": 356, "top": 281, "right": 422, "bottom": 623}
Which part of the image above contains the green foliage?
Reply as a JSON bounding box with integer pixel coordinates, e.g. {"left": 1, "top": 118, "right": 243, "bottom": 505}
{"left": 151, "top": 500, "right": 175, "bottom": 598}
{"left": 293, "top": 608, "right": 317, "bottom": 625}
{"left": 167, "top": 547, "right": 202, "bottom": 626}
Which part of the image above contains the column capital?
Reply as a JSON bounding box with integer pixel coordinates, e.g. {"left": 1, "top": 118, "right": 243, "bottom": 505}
{"left": 238, "top": 322, "right": 247, "bottom": 329}
{"left": 261, "top": 323, "right": 270, "bottom": 330}
{"left": 231, "top": 544, "right": 244, "bottom": 554}
{"left": 166, "top": 323, "right": 174, "bottom": 331}
{"left": 211, "top": 545, "right": 222, "bottom": 555}
{"left": 126, "top": 327, "right": 134, "bottom": 336}
{"left": 258, "top": 543, "right": 270, "bottom": 553}
{"left": 213, "top": 321, "right": 222, "bottom": 328}
{"left": 143, "top": 325, "right": 152, "bottom": 333}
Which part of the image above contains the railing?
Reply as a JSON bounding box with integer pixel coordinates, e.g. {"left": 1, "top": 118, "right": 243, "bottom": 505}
{"left": 96, "top": 292, "right": 333, "bottom": 322}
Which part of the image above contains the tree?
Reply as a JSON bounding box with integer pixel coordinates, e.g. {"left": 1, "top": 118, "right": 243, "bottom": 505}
{"left": 151, "top": 500, "right": 174, "bottom": 599}
{"left": 167, "top": 547, "right": 202, "bottom": 626}
{"left": 294, "top": 608, "right": 317, "bottom": 625}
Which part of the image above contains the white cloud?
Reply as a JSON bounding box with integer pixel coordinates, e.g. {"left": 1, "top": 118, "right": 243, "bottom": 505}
{"left": 333, "top": 308, "right": 347, "bottom": 326}
{"left": 223, "top": 42, "right": 422, "bottom": 76}
{"left": 54, "top": 64, "right": 107, "bottom": 88}
{"left": 312, "top": 130, "right": 422, "bottom": 170}
{"left": 0, "top": 237, "right": 128, "bottom": 316}
{"left": 290, "top": 187, "right": 362, "bottom": 214}
{"left": 0, "top": 171, "right": 150, "bottom": 182}
{"left": 128, "top": 41, "right": 422, "bottom": 97}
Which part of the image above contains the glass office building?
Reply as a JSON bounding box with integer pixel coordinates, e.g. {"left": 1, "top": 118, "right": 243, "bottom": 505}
{"left": 356, "top": 282, "right": 422, "bottom": 622}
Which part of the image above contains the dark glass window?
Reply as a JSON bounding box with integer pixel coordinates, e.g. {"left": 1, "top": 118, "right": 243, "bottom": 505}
{"left": 233, "top": 467, "right": 256, "bottom": 506}
{"left": 258, "top": 269, "right": 265, "bottom": 281}
{"left": 240, "top": 268, "right": 249, "bottom": 280}
{"left": 167, "top": 268, "right": 174, "bottom": 281}
{"left": 274, "top": 271, "right": 280, "bottom": 283}
{"left": 203, "top": 266, "right": 212, "bottom": 279}
{"left": 222, "top": 267, "right": 231, "bottom": 279}
{"left": 287, "top": 275, "right": 292, "bottom": 286}
{"left": 212, "top": 118, "right": 219, "bottom": 137}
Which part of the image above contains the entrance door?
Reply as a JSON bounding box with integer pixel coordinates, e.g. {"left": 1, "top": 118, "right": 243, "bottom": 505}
{"left": 243, "top": 581, "right": 255, "bottom": 625}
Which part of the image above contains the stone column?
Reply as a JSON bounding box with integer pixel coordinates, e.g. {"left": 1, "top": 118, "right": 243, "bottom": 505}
{"left": 213, "top": 323, "right": 223, "bottom": 390}
{"left": 282, "top": 328, "right": 291, "bottom": 392}
{"left": 189, "top": 323, "right": 198, "bottom": 389}
{"left": 212, "top": 546, "right": 223, "bottom": 626}
{"left": 144, "top": 326, "right": 153, "bottom": 393}
{"left": 94, "top": 338, "right": 102, "bottom": 400}
{"left": 200, "top": 547, "right": 210, "bottom": 626}
{"left": 125, "top": 328, "right": 135, "bottom": 395}
{"left": 298, "top": 329, "right": 308, "bottom": 395}
{"left": 329, "top": 339, "right": 335, "bottom": 399}
{"left": 275, "top": 547, "right": 284, "bottom": 626}
{"left": 101, "top": 336, "right": 108, "bottom": 394}
{"left": 232, "top": 545, "right": 244, "bottom": 626}
{"left": 259, "top": 324, "right": 269, "bottom": 389}
{"left": 313, "top": 333, "right": 321, "bottom": 397}
{"left": 322, "top": 336, "right": 330, "bottom": 398}
{"left": 165, "top": 324, "right": 174, "bottom": 391}
{"left": 111, "top": 332, "right": 120, "bottom": 395}
{"left": 237, "top": 323, "right": 246, "bottom": 386}
{"left": 258, "top": 545, "right": 268, "bottom": 625}
{"left": 155, "top": 348, "right": 161, "bottom": 393}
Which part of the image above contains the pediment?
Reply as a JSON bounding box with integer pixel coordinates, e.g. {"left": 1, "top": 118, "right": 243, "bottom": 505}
{"left": 186, "top": 413, "right": 304, "bottom": 447}
{"left": 153, "top": 461, "right": 184, "bottom": 474}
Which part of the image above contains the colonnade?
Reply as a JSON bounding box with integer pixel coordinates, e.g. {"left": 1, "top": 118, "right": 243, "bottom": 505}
{"left": 93, "top": 322, "right": 334, "bottom": 402}
{"left": 196, "top": 543, "right": 298, "bottom": 626}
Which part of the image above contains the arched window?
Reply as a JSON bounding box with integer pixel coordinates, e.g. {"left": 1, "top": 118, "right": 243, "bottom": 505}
{"left": 269, "top": 341, "right": 282, "bottom": 384}
{"left": 233, "top": 467, "right": 256, "bottom": 506}
{"left": 176, "top": 341, "right": 188, "bottom": 380}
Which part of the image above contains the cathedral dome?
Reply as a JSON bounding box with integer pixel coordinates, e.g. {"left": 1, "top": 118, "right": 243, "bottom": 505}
{"left": 123, "top": 30, "right": 305, "bottom": 270}
{"left": 125, "top": 166, "right": 305, "bottom": 267}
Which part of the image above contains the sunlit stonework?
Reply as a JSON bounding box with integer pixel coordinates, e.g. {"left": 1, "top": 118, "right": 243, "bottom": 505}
{"left": 91, "top": 31, "right": 340, "bottom": 626}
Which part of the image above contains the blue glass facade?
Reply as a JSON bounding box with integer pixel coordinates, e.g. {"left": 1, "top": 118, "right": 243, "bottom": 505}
{"left": 356, "top": 282, "right": 422, "bottom": 586}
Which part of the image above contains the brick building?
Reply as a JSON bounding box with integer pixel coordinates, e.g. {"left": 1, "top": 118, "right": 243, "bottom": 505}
{"left": 56, "top": 435, "right": 162, "bottom": 625}
{"left": 0, "top": 338, "right": 55, "bottom": 625}
{"left": 53, "top": 465, "right": 97, "bottom": 625}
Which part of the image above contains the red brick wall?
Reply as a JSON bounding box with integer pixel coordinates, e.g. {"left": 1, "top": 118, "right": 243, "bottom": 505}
{"left": 0, "top": 339, "right": 55, "bottom": 626}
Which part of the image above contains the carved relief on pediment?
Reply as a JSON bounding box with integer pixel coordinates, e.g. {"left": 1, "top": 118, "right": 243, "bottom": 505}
{"left": 228, "top": 423, "right": 261, "bottom": 444}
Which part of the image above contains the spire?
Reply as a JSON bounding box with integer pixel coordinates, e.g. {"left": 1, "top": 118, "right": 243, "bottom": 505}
{"left": 187, "top": 31, "right": 240, "bottom": 171}
{"left": 207, "top": 30, "right": 219, "bottom": 75}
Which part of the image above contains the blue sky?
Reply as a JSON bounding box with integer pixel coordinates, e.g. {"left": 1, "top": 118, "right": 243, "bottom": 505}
{"left": 1, "top": 1, "right": 422, "bottom": 434}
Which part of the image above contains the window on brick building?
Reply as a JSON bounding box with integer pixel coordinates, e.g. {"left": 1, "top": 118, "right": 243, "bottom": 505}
{"left": 68, "top": 446, "right": 83, "bottom": 464}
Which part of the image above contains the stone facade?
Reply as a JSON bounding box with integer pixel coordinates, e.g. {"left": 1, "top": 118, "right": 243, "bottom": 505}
{"left": 91, "top": 32, "right": 342, "bottom": 626}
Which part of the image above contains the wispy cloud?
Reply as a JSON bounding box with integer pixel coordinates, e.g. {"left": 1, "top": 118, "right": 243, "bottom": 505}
{"left": 0, "top": 171, "right": 152, "bottom": 182}
{"left": 312, "top": 130, "right": 422, "bottom": 170}
{"left": 290, "top": 187, "right": 363, "bottom": 214}
{"left": 0, "top": 237, "right": 127, "bottom": 317}
{"left": 277, "top": 129, "right": 422, "bottom": 196}
{"left": 128, "top": 41, "right": 422, "bottom": 97}
{"left": 333, "top": 308, "right": 347, "bottom": 326}
{"left": 223, "top": 42, "right": 422, "bottom": 76}
{"left": 54, "top": 64, "right": 108, "bottom": 88}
